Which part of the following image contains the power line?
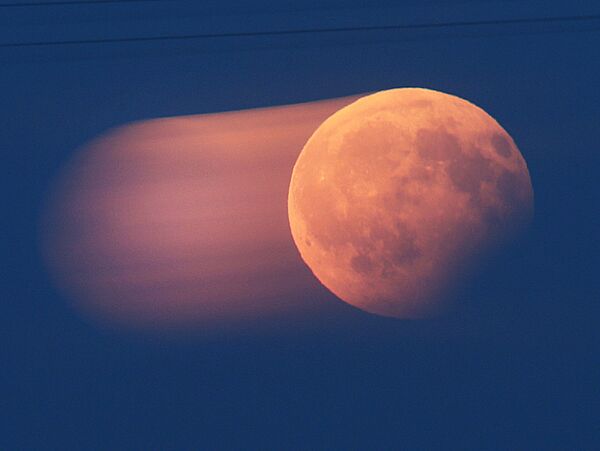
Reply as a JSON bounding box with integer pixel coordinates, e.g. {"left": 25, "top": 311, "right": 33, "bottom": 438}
{"left": 0, "top": 0, "right": 165, "bottom": 7}
{"left": 1, "top": 13, "right": 599, "bottom": 49}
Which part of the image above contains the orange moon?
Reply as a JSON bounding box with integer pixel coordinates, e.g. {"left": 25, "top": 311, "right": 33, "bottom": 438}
{"left": 288, "top": 88, "right": 534, "bottom": 318}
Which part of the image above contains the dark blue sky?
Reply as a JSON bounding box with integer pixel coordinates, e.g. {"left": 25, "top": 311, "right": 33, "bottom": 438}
{"left": 3, "top": 1, "right": 600, "bottom": 449}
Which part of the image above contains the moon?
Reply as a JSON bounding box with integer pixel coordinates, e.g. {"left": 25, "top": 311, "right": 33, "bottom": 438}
{"left": 288, "top": 88, "right": 534, "bottom": 318}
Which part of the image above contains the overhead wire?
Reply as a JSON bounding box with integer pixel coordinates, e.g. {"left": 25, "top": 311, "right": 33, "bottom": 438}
{"left": 0, "top": 0, "right": 166, "bottom": 7}
{"left": 1, "top": 13, "right": 599, "bottom": 49}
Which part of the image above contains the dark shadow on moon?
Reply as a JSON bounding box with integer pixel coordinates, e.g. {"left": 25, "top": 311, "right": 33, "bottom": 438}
{"left": 491, "top": 133, "right": 514, "bottom": 158}
{"left": 336, "top": 225, "right": 538, "bottom": 339}
{"left": 428, "top": 227, "right": 537, "bottom": 335}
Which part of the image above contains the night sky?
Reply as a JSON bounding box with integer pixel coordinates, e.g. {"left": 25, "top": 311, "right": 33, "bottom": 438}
{"left": 3, "top": 0, "right": 600, "bottom": 449}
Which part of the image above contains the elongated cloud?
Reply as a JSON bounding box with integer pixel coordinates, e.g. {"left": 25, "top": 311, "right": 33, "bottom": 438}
{"left": 42, "top": 95, "right": 361, "bottom": 331}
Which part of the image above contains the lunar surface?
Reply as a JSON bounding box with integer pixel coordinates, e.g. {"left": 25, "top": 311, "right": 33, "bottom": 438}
{"left": 288, "top": 88, "right": 534, "bottom": 318}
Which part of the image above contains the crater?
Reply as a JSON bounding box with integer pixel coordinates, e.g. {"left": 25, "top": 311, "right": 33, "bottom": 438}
{"left": 491, "top": 133, "right": 513, "bottom": 158}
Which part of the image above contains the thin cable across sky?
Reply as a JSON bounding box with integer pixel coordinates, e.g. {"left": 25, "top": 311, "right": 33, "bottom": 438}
{"left": 1, "top": 13, "right": 599, "bottom": 49}
{"left": 0, "top": 0, "right": 167, "bottom": 7}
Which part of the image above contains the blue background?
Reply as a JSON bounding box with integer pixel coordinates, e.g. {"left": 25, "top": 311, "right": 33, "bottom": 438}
{"left": 3, "top": 0, "right": 599, "bottom": 448}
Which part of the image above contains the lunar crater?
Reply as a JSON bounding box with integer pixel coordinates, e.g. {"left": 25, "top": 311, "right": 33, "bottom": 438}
{"left": 491, "top": 133, "right": 514, "bottom": 158}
